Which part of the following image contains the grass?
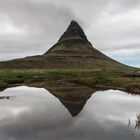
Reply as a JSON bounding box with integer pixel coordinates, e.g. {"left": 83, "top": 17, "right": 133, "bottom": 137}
{"left": 0, "top": 68, "right": 139, "bottom": 94}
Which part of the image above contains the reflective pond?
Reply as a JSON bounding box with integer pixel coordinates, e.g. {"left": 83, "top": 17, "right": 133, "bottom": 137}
{"left": 0, "top": 85, "right": 140, "bottom": 140}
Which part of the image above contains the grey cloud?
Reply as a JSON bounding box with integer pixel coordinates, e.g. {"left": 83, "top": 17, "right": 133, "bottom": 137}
{"left": 0, "top": 0, "right": 78, "bottom": 40}
{"left": 117, "top": 0, "right": 140, "bottom": 9}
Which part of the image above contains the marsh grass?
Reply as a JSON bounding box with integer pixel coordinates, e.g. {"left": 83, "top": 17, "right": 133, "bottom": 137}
{"left": 0, "top": 68, "right": 139, "bottom": 93}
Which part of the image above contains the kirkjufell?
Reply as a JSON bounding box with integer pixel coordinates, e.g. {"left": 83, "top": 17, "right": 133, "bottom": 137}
{"left": 0, "top": 20, "right": 132, "bottom": 69}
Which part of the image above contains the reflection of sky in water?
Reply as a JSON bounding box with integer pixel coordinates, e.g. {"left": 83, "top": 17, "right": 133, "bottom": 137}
{"left": 0, "top": 86, "right": 140, "bottom": 140}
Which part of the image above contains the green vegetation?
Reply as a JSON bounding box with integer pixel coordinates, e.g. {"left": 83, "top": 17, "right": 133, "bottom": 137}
{"left": 0, "top": 68, "right": 139, "bottom": 94}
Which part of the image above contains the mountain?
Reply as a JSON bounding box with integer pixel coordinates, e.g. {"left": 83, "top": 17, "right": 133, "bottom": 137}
{"left": 0, "top": 20, "right": 133, "bottom": 69}
{"left": 44, "top": 21, "right": 107, "bottom": 58}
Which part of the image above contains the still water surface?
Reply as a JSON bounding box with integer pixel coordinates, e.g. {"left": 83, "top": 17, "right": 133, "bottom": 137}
{"left": 0, "top": 86, "right": 140, "bottom": 140}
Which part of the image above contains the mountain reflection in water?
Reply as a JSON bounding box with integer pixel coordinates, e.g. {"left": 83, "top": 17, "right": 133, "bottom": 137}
{"left": 0, "top": 83, "right": 140, "bottom": 140}
{"left": 45, "top": 84, "right": 95, "bottom": 117}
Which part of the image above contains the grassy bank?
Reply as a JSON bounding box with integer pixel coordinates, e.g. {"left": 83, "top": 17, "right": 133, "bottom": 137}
{"left": 0, "top": 68, "right": 139, "bottom": 94}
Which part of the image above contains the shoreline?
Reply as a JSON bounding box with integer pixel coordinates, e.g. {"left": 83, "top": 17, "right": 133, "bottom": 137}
{"left": 0, "top": 69, "right": 139, "bottom": 94}
{"left": 0, "top": 79, "right": 139, "bottom": 95}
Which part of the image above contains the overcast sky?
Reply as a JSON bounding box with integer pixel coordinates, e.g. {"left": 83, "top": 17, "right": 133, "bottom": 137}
{"left": 0, "top": 0, "right": 140, "bottom": 67}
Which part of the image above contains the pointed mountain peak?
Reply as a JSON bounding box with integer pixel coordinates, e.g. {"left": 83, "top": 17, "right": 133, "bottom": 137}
{"left": 58, "top": 20, "right": 88, "bottom": 42}
{"left": 68, "top": 20, "right": 82, "bottom": 29}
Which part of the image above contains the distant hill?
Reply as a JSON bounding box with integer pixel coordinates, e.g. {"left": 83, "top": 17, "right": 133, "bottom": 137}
{"left": 0, "top": 20, "right": 136, "bottom": 70}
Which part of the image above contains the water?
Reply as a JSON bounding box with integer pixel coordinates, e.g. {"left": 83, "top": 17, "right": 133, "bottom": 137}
{"left": 0, "top": 85, "right": 140, "bottom": 140}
